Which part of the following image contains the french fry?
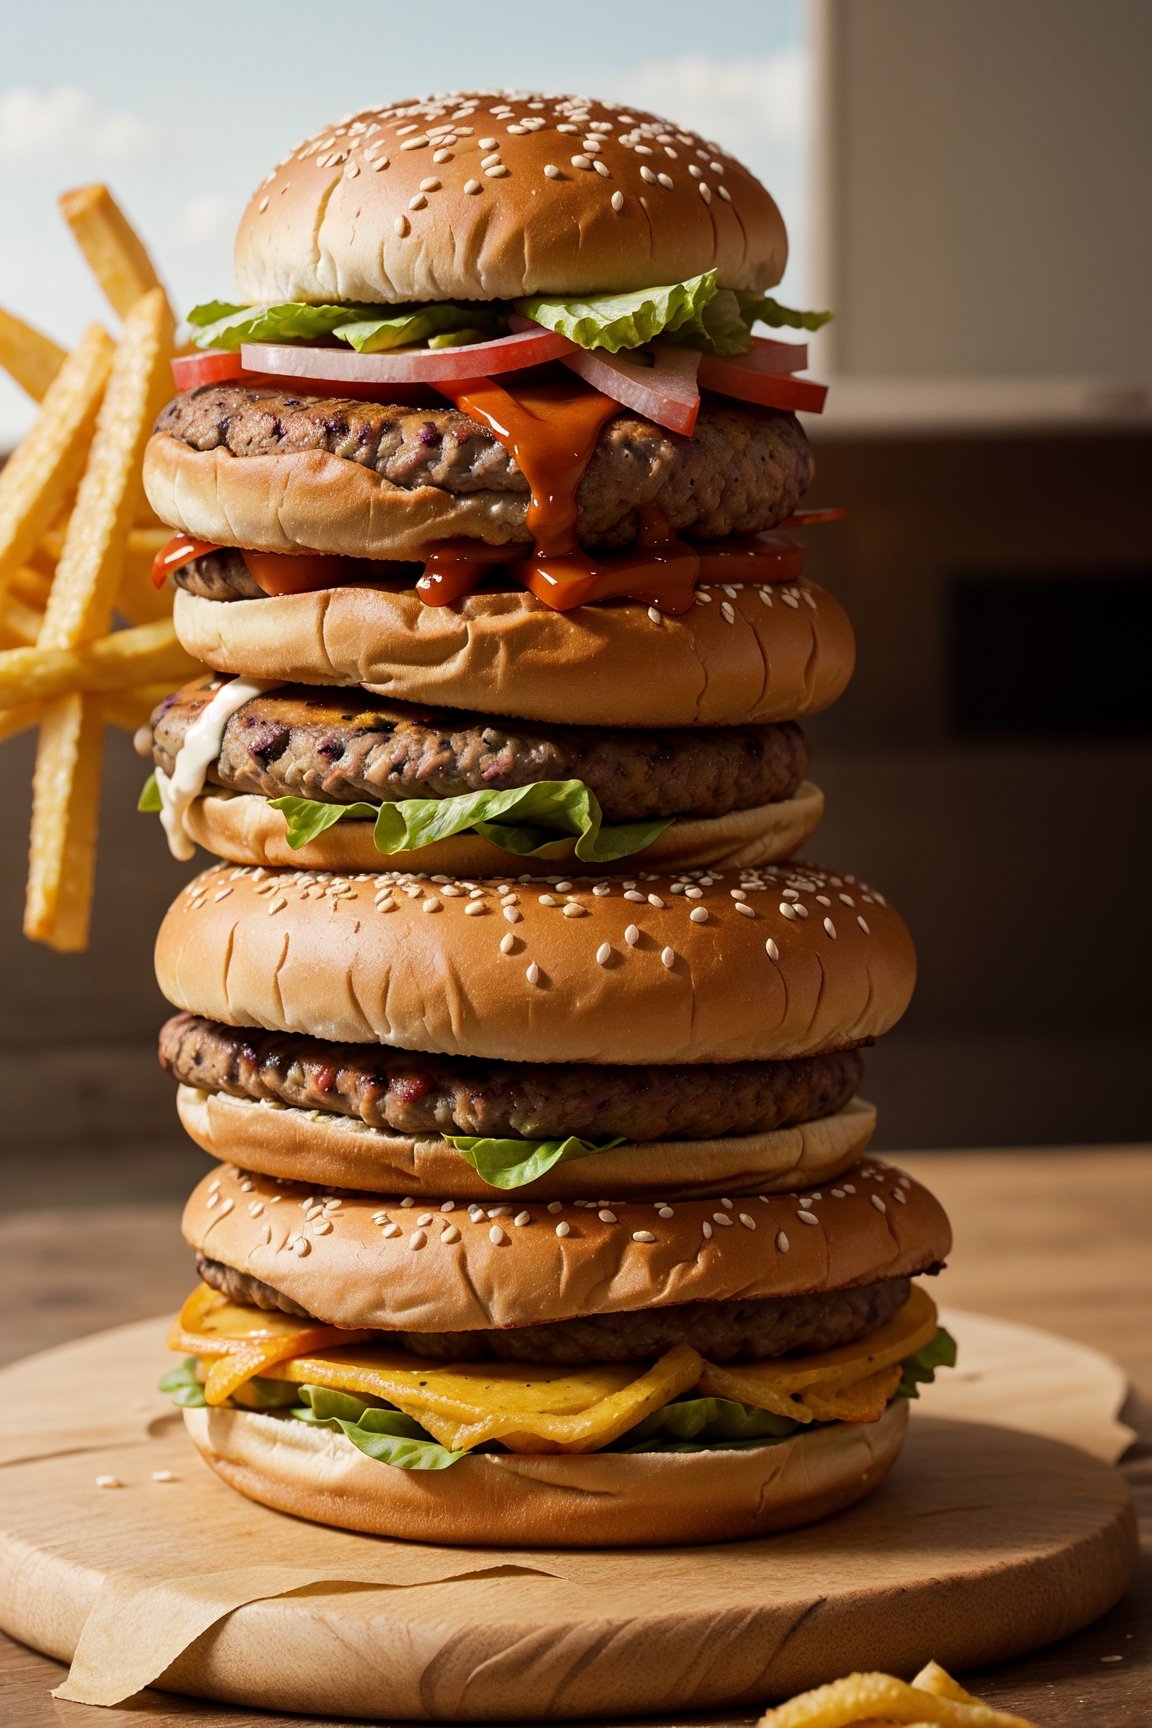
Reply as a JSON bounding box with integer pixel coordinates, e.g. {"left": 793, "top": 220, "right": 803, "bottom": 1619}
{"left": 118, "top": 527, "right": 176, "bottom": 625}
{"left": 59, "top": 184, "right": 172, "bottom": 322}
{"left": 0, "top": 699, "right": 41, "bottom": 745}
{"left": 0, "top": 591, "right": 44, "bottom": 647}
{"left": 0, "top": 306, "right": 67, "bottom": 400}
{"left": 24, "top": 692, "right": 104, "bottom": 951}
{"left": 102, "top": 682, "right": 171, "bottom": 732}
{"left": 38, "top": 288, "right": 175, "bottom": 650}
{"left": 756, "top": 1670, "right": 1041, "bottom": 1728}
{"left": 0, "top": 323, "right": 114, "bottom": 601}
{"left": 11, "top": 566, "right": 52, "bottom": 610}
{"left": 0, "top": 618, "right": 196, "bottom": 707}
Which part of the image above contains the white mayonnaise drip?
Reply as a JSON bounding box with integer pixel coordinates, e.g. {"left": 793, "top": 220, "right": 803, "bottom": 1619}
{"left": 156, "top": 676, "right": 281, "bottom": 860}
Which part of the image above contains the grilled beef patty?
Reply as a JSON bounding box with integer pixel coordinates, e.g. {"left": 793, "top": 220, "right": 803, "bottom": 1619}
{"left": 195, "top": 1254, "right": 911, "bottom": 1363}
{"left": 155, "top": 386, "right": 812, "bottom": 552}
{"left": 146, "top": 676, "right": 810, "bottom": 822}
{"left": 161, "top": 1014, "right": 862, "bottom": 1143}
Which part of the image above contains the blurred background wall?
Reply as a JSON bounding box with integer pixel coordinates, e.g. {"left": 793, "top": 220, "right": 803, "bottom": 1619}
{"left": 1, "top": 0, "right": 1149, "bottom": 1178}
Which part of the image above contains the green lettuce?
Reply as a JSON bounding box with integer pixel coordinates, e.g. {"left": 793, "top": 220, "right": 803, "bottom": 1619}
{"left": 290, "top": 1385, "right": 465, "bottom": 1469}
{"left": 444, "top": 1133, "right": 627, "bottom": 1190}
{"left": 158, "top": 1358, "right": 298, "bottom": 1410}
{"left": 187, "top": 299, "right": 503, "bottom": 353}
{"left": 736, "top": 292, "right": 834, "bottom": 333}
{"left": 158, "top": 1358, "right": 207, "bottom": 1408}
{"left": 137, "top": 772, "right": 161, "bottom": 813}
{"left": 619, "top": 1395, "right": 802, "bottom": 1451}
{"left": 267, "top": 781, "right": 671, "bottom": 864}
{"left": 516, "top": 271, "right": 720, "bottom": 353}
{"left": 666, "top": 287, "right": 754, "bottom": 356}
{"left": 898, "top": 1326, "right": 958, "bottom": 1398}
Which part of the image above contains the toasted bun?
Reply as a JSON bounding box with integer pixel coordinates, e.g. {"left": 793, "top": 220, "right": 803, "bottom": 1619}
{"left": 156, "top": 860, "right": 914, "bottom": 1065}
{"left": 170, "top": 582, "right": 853, "bottom": 728}
{"left": 176, "top": 1085, "right": 876, "bottom": 1201}
{"left": 182, "top": 1160, "right": 949, "bottom": 1331}
{"left": 182, "top": 784, "right": 825, "bottom": 876}
{"left": 235, "top": 94, "right": 787, "bottom": 306}
{"left": 184, "top": 1398, "right": 906, "bottom": 1547}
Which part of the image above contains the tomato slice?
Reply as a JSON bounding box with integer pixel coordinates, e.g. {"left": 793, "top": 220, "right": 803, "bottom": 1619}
{"left": 151, "top": 533, "right": 220, "bottom": 588}
{"left": 698, "top": 350, "right": 828, "bottom": 414}
{"left": 780, "top": 507, "right": 848, "bottom": 528}
{"left": 241, "top": 325, "right": 575, "bottom": 387}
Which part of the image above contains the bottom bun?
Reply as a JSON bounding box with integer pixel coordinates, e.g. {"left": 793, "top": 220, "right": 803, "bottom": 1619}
{"left": 182, "top": 783, "right": 825, "bottom": 876}
{"left": 176, "top": 1085, "right": 876, "bottom": 1201}
{"left": 184, "top": 1398, "right": 908, "bottom": 1548}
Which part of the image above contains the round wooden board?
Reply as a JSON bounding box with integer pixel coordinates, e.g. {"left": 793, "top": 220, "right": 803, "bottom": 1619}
{"left": 0, "top": 1314, "right": 1136, "bottom": 1722}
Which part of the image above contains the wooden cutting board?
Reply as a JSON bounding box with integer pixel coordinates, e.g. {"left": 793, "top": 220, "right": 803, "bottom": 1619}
{"left": 0, "top": 1312, "right": 1136, "bottom": 1721}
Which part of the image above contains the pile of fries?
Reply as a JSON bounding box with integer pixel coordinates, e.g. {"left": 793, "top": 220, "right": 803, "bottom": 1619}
{"left": 0, "top": 185, "right": 199, "bottom": 950}
{"left": 758, "top": 1660, "right": 1044, "bottom": 1728}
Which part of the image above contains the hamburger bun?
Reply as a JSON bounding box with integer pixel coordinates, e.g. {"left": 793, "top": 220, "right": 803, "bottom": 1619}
{"left": 234, "top": 94, "right": 788, "bottom": 307}
{"left": 180, "top": 783, "right": 825, "bottom": 876}
{"left": 156, "top": 860, "right": 915, "bottom": 1065}
{"left": 184, "top": 1396, "right": 907, "bottom": 1548}
{"left": 167, "top": 578, "right": 854, "bottom": 730}
{"left": 183, "top": 1160, "right": 949, "bottom": 1333}
{"left": 176, "top": 1085, "right": 876, "bottom": 1201}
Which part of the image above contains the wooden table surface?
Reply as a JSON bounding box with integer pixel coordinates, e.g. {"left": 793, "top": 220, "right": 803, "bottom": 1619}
{"left": 2, "top": 1146, "right": 1148, "bottom": 1727}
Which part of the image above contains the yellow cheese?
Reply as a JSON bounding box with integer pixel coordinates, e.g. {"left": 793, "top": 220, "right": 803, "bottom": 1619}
{"left": 168, "top": 1284, "right": 374, "bottom": 1405}
{"left": 697, "top": 1287, "right": 939, "bottom": 1424}
{"left": 262, "top": 1342, "right": 705, "bottom": 1453}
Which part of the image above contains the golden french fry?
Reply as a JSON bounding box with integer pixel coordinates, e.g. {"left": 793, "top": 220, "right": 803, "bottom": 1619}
{"left": 0, "top": 592, "right": 44, "bottom": 647}
{"left": 910, "top": 1665, "right": 984, "bottom": 1706}
{"left": 0, "top": 699, "right": 41, "bottom": 744}
{"left": 0, "top": 324, "right": 114, "bottom": 601}
{"left": 117, "top": 528, "right": 175, "bottom": 625}
{"left": 24, "top": 692, "right": 104, "bottom": 951}
{"left": 11, "top": 566, "right": 52, "bottom": 610}
{"left": 38, "top": 289, "right": 175, "bottom": 651}
{"left": 101, "top": 681, "right": 171, "bottom": 732}
{"left": 0, "top": 618, "right": 197, "bottom": 707}
{"left": 59, "top": 184, "right": 172, "bottom": 322}
{"left": 0, "top": 306, "right": 67, "bottom": 401}
{"left": 755, "top": 1671, "right": 1041, "bottom": 1728}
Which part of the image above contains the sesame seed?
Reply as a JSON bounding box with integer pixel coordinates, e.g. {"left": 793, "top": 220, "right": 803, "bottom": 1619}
{"left": 640, "top": 165, "right": 657, "bottom": 184}
{"left": 739, "top": 1214, "right": 756, "bottom": 1229}
{"left": 857, "top": 915, "right": 871, "bottom": 934}
{"left": 593, "top": 160, "right": 611, "bottom": 177}
{"left": 507, "top": 124, "right": 527, "bottom": 135}
{"left": 394, "top": 216, "right": 410, "bottom": 237}
{"left": 633, "top": 1230, "right": 656, "bottom": 1243}
{"left": 441, "top": 1225, "right": 461, "bottom": 1243}
{"left": 797, "top": 1210, "right": 819, "bottom": 1226}
{"left": 698, "top": 182, "right": 712, "bottom": 203}
{"left": 595, "top": 942, "right": 612, "bottom": 965}
{"left": 660, "top": 946, "right": 676, "bottom": 969}
{"left": 503, "top": 906, "right": 521, "bottom": 924}
{"left": 292, "top": 1236, "right": 311, "bottom": 1256}
{"left": 765, "top": 938, "right": 781, "bottom": 960}
{"left": 712, "top": 1212, "right": 733, "bottom": 1227}
{"left": 514, "top": 1211, "right": 531, "bottom": 1226}
{"left": 419, "top": 176, "right": 441, "bottom": 191}
{"left": 702, "top": 1221, "right": 713, "bottom": 1239}
{"left": 151, "top": 1470, "right": 176, "bottom": 1483}
{"left": 481, "top": 151, "right": 502, "bottom": 167}
{"left": 625, "top": 924, "right": 640, "bottom": 946}
{"left": 612, "top": 191, "right": 625, "bottom": 212}
{"left": 571, "top": 154, "right": 592, "bottom": 169}
{"left": 776, "top": 1230, "right": 790, "bottom": 1252}
{"left": 688, "top": 906, "right": 709, "bottom": 923}
{"left": 416, "top": 1211, "right": 434, "bottom": 1227}
{"left": 562, "top": 903, "right": 587, "bottom": 918}
{"left": 400, "top": 136, "right": 429, "bottom": 151}
{"left": 684, "top": 886, "right": 703, "bottom": 898}
{"left": 823, "top": 917, "right": 837, "bottom": 939}
{"left": 525, "top": 961, "right": 541, "bottom": 986}
{"left": 657, "top": 172, "right": 674, "bottom": 189}
{"left": 422, "top": 896, "right": 441, "bottom": 912}
{"left": 499, "top": 932, "right": 516, "bottom": 955}
{"left": 95, "top": 1475, "right": 122, "bottom": 1489}
{"left": 720, "top": 1198, "right": 734, "bottom": 1208}
{"left": 409, "top": 1229, "right": 427, "bottom": 1250}
{"left": 490, "top": 1225, "right": 508, "bottom": 1245}
{"left": 539, "top": 893, "right": 558, "bottom": 907}
{"left": 555, "top": 1220, "right": 571, "bottom": 1237}
{"left": 871, "top": 1195, "right": 887, "bottom": 1214}
{"left": 486, "top": 164, "right": 509, "bottom": 177}
{"left": 735, "top": 902, "right": 756, "bottom": 919}
{"left": 624, "top": 889, "right": 644, "bottom": 902}
{"left": 599, "top": 1209, "right": 617, "bottom": 1222}
{"left": 478, "top": 135, "right": 497, "bottom": 147}
{"left": 268, "top": 896, "right": 287, "bottom": 915}
{"left": 464, "top": 179, "right": 482, "bottom": 194}
{"left": 432, "top": 148, "right": 452, "bottom": 163}
{"left": 647, "top": 893, "right": 665, "bottom": 908}
{"left": 720, "top": 600, "right": 735, "bottom": 622}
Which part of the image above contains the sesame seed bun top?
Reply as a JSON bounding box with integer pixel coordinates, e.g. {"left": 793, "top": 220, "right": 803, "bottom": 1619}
{"left": 154, "top": 860, "right": 916, "bottom": 1066}
{"left": 235, "top": 92, "right": 788, "bottom": 304}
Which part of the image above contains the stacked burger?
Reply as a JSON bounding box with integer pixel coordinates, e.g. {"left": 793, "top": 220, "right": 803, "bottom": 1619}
{"left": 143, "top": 92, "right": 954, "bottom": 1547}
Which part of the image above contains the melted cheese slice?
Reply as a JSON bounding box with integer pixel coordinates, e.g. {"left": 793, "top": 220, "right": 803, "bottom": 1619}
{"left": 169, "top": 1284, "right": 940, "bottom": 1444}
{"left": 697, "top": 1286, "right": 939, "bottom": 1425}
{"left": 261, "top": 1342, "right": 705, "bottom": 1453}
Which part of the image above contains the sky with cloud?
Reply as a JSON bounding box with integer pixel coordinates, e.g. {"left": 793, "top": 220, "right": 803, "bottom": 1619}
{"left": 0, "top": 0, "right": 808, "bottom": 445}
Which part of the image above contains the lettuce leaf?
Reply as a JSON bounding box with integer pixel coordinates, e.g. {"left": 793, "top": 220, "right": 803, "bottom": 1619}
{"left": 187, "top": 299, "right": 505, "bottom": 353}
{"left": 267, "top": 781, "right": 671, "bottom": 864}
{"left": 516, "top": 271, "right": 720, "bottom": 353}
{"left": 158, "top": 1358, "right": 207, "bottom": 1408}
{"left": 158, "top": 1357, "right": 299, "bottom": 1410}
{"left": 666, "top": 287, "right": 754, "bottom": 356}
{"left": 897, "top": 1326, "right": 958, "bottom": 1399}
{"left": 444, "top": 1133, "right": 626, "bottom": 1190}
{"left": 291, "top": 1385, "right": 465, "bottom": 1469}
{"left": 735, "top": 293, "right": 834, "bottom": 333}
{"left": 137, "top": 772, "right": 161, "bottom": 813}
{"left": 618, "top": 1395, "right": 802, "bottom": 1451}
